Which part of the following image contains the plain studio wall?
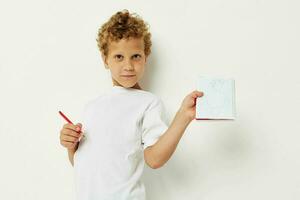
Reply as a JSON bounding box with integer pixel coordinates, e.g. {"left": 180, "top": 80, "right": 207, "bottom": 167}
{"left": 0, "top": 0, "right": 299, "bottom": 199}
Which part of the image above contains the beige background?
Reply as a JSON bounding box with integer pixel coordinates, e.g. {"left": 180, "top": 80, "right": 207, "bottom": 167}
{"left": 0, "top": 0, "right": 299, "bottom": 199}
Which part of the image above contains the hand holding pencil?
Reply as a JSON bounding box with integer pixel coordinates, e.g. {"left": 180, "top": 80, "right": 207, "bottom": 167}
{"left": 59, "top": 111, "right": 85, "bottom": 151}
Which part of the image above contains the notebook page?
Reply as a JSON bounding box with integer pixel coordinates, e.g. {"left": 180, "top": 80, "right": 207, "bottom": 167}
{"left": 196, "top": 76, "right": 236, "bottom": 120}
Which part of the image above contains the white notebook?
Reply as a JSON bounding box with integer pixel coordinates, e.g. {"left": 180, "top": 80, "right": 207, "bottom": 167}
{"left": 196, "top": 76, "right": 236, "bottom": 120}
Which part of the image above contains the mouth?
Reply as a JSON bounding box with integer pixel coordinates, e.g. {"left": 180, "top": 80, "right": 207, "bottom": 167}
{"left": 121, "top": 75, "right": 136, "bottom": 77}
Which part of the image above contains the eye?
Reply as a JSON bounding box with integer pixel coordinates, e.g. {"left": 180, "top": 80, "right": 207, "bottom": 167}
{"left": 114, "top": 54, "right": 123, "bottom": 61}
{"left": 132, "top": 54, "right": 141, "bottom": 59}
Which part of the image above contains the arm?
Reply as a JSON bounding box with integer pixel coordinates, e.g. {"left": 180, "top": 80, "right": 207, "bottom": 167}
{"left": 144, "top": 90, "right": 204, "bottom": 169}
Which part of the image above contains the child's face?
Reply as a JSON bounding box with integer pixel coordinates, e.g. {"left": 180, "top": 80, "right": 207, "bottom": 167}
{"left": 102, "top": 37, "right": 147, "bottom": 88}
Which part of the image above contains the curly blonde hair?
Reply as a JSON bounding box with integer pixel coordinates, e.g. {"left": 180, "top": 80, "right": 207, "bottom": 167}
{"left": 96, "top": 9, "right": 152, "bottom": 58}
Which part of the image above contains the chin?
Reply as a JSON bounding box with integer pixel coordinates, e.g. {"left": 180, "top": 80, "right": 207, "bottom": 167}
{"left": 124, "top": 83, "right": 137, "bottom": 88}
{"left": 124, "top": 81, "right": 140, "bottom": 88}
{"left": 113, "top": 76, "right": 139, "bottom": 88}
{"left": 115, "top": 81, "right": 132, "bottom": 87}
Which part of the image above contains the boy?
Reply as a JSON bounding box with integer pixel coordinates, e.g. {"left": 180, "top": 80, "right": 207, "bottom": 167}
{"left": 59, "top": 9, "right": 203, "bottom": 200}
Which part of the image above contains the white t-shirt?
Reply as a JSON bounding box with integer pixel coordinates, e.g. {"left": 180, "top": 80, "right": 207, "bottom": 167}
{"left": 74, "top": 85, "right": 169, "bottom": 200}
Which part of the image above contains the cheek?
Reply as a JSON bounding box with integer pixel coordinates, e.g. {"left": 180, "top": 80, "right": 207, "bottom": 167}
{"left": 134, "top": 61, "right": 144, "bottom": 70}
{"left": 112, "top": 67, "right": 122, "bottom": 75}
{"left": 108, "top": 65, "right": 121, "bottom": 76}
{"left": 135, "top": 59, "right": 146, "bottom": 66}
{"left": 135, "top": 64, "right": 145, "bottom": 76}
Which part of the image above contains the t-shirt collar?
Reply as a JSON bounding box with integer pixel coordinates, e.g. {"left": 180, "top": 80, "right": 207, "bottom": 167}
{"left": 111, "top": 85, "right": 140, "bottom": 92}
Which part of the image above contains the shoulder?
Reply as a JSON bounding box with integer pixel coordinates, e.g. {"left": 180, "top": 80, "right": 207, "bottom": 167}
{"left": 136, "top": 89, "right": 157, "bottom": 99}
{"left": 82, "top": 94, "right": 107, "bottom": 112}
{"left": 136, "top": 90, "right": 165, "bottom": 113}
{"left": 135, "top": 89, "right": 163, "bottom": 105}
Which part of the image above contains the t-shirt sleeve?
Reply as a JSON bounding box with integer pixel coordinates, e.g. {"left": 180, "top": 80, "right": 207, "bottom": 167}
{"left": 141, "top": 96, "right": 169, "bottom": 150}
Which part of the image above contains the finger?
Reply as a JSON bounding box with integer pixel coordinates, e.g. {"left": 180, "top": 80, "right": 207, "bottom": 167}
{"left": 61, "top": 141, "right": 77, "bottom": 149}
{"left": 61, "top": 135, "right": 79, "bottom": 143}
{"left": 63, "top": 126, "right": 82, "bottom": 134}
{"left": 194, "top": 90, "right": 203, "bottom": 95}
{"left": 192, "top": 90, "right": 204, "bottom": 97}
{"left": 63, "top": 123, "right": 78, "bottom": 131}
{"left": 62, "top": 129, "right": 81, "bottom": 137}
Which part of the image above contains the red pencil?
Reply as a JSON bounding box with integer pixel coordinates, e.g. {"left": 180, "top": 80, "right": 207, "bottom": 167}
{"left": 59, "top": 111, "right": 74, "bottom": 124}
{"left": 59, "top": 111, "right": 84, "bottom": 136}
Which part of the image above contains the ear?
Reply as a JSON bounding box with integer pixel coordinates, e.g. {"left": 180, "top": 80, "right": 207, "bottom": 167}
{"left": 101, "top": 53, "right": 109, "bottom": 69}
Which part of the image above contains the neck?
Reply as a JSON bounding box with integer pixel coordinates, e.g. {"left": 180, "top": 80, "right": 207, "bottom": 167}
{"left": 112, "top": 79, "right": 142, "bottom": 90}
{"left": 131, "top": 83, "right": 142, "bottom": 89}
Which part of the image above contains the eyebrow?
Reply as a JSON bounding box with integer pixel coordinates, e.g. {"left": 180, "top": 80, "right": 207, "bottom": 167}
{"left": 113, "top": 53, "right": 142, "bottom": 56}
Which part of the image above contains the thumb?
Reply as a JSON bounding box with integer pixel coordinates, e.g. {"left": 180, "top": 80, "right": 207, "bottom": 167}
{"left": 75, "top": 123, "right": 82, "bottom": 131}
{"left": 76, "top": 123, "right": 82, "bottom": 128}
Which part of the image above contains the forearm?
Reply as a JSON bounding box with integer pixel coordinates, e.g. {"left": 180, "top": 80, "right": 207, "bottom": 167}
{"left": 151, "top": 109, "right": 192, "bottom": 167}
{"left": 67, "top": 143, "right": 79, "bottom": 166}
{"left": 68, "top": 149, "right": 75, "bottom": 166}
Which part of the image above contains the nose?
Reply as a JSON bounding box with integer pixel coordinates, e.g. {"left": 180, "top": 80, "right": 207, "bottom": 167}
{"left": 124, "top": 59, "right": 134, "bottom": 71}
